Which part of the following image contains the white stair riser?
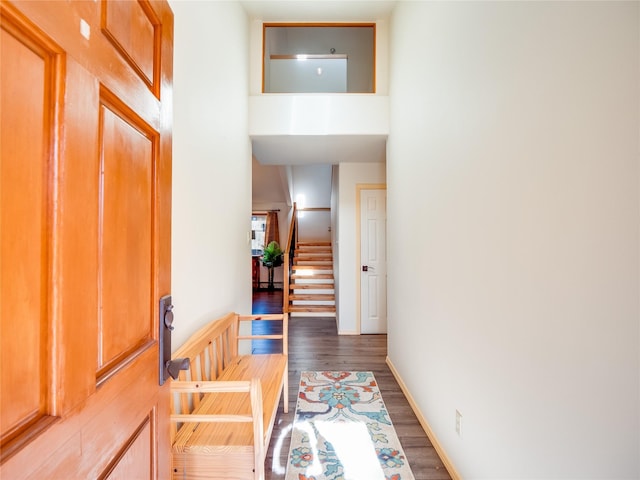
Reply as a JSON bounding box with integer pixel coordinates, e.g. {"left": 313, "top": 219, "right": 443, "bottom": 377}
{"left": 290, "top": 243, "right": 335, "bottom": 314}
{"left": 290, "top": 312, "right": 336, "bottom": 318}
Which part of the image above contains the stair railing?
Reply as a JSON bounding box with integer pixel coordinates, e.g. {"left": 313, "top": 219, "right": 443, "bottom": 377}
{"left": 283, "top": 203, "right": 297, "bottom": 313}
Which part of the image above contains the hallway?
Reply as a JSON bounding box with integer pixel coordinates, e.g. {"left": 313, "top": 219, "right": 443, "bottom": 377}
{"left": 253, "top": 293, "right": 452, "bottom": 479}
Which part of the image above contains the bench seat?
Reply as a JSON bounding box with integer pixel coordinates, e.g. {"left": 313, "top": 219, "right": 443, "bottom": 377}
{"left": 170, "top": 313, "right": 288, "bottom": 480}
{"left": 173, "top": 354, "right": 286, "bottom": 451}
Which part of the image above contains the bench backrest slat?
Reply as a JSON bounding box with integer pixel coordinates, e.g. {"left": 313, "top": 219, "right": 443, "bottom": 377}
{"left": 170, "top": 312, "right": 287, "bottom": 424}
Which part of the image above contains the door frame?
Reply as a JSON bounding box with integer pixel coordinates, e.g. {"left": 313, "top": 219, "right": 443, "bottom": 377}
{"left": 355, "top": 183, "right": 387, "bottom": 335}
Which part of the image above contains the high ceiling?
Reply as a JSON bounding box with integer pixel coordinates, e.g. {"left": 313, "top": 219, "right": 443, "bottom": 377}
{"left": 244, "top": 1, "right": 394, "bottom": 203}
{"left": 252, "top": 135, "right": 386, "bottom": 166}
{"left": 240, "top": 1, "right": 397, "bottom": 22}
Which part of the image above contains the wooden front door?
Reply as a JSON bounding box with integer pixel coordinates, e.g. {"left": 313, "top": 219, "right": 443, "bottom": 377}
{"left": 1, "top": 1, "right": 173, "bottom": 477}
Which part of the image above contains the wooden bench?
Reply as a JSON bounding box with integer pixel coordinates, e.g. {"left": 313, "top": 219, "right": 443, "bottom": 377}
{"left": 170, "top": 312, "right": 288, "bottom": 480}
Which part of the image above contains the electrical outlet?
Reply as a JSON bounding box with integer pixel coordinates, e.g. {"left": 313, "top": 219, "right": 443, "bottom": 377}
{"left": 455, "top": 410, "right": 462, "bottom": 437}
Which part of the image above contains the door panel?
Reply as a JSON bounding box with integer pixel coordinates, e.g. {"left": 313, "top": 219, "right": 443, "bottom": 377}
{"left": 0, "top": 19, "right": 52, "bottom": 441}
{"left": 0, "top": 1, "right": 173, "bottom": 477}
{"left": 102, "top": 0, "right": 160, "bottom": 93}
{"left": 360, "top": 189, "right": 387, "bottom": 334}
{"left": 367, "top": 274, "right": 379, "bottom": 318}
{"left": 98, "top": 92, "right": 155, "bottom": 377}
{"left": 104, "top": 417, "right": 153, "bottom": 480}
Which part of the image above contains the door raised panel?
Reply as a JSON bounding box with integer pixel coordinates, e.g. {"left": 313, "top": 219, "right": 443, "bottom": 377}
{"left": 98, "top": 89, "right": 157, "bottom": 380}
{"left": 0, "top": 13, "right": 57, "bottom": 450}
{"left": 101, "top": 0, "right": 160, "bottom": 95}
{"left": 367, "top": 218, "right": 378, "bottom": 262}
{"left": 103, "top": 416, "right": 153, "bottom": 480}
{"left": 367, "top": 276, "right": 379, "bottom": 317}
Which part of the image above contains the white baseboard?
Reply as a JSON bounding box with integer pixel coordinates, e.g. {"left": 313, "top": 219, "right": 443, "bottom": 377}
{"left": 386, "top": 356, "right": 462, "bottom": 480}
{"left": 337, "top": 330, "right": 359, "bottom": 335}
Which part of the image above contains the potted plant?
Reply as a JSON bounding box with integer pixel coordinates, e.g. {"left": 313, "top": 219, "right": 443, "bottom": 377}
{"left": 261, "top": 241, "right": 283, "bottom": 290}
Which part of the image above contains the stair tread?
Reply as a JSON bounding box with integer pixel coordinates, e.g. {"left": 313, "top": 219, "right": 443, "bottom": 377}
{"left": 292, "top": 265, "right": 333, "bottom": 270}
{"left": 288, "top": 305, "right": 336, "bottom": 312}
{"left": 287, "top": 241, "right": 334, "bottom": 312}
{"left": 290, "top": 294, "right": 335, "bottom": 301}
{"left": 291, "top": 274, "right": 334, "bottom": 279}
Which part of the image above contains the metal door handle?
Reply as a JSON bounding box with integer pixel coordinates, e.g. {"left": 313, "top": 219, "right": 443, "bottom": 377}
{"left": 159, "top": 295, "right": 188, "bottom": 385}
{"left": 166, "top": 358, "right": 189, "bottom": 380}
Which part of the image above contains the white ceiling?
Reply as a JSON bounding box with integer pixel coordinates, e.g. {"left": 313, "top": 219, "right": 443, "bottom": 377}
{"left": 252, "top": 135, "right": 387, "bottom": 165}
{"left": 240, "top": 1, "right": 397, "bottom": 22}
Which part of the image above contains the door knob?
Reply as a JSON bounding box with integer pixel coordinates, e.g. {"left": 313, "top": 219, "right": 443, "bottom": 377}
{"left": 362, "top": 265, "right": 368, "bottom": 272}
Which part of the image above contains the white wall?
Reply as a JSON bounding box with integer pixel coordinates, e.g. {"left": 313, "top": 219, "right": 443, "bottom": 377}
{"left": 249, "top": 95, "right": 389, "bottom": 137}
{"left": 387, "top": 2, "right": 639, "bottom": 478}
{"left": 292, "top": 164, "right": 332, "bottom": 208}
{"left": 331, "top": 165, "right": 340, "bottom": 328}
{"left": 337, "top": 162, "right": 386, "bottom": 334}
{"left": 292, "top": 164, "right": 332, "bottom": 242}
{"left": 170, "top": 0, "right": 251, "bottom": 350}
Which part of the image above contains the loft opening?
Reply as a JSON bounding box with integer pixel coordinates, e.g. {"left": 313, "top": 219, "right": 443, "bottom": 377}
{"left": 262, "top": 23, "right": 376, "bottom": 93}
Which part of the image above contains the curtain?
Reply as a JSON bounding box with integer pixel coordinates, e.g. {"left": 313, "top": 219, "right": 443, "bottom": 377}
{"left": 264, "top": 211, "right": 280, "bottom": 247}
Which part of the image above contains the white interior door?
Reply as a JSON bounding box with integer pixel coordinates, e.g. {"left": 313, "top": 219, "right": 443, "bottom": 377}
{"left": 360, "top": 189, "right": 387, "bottom": 334}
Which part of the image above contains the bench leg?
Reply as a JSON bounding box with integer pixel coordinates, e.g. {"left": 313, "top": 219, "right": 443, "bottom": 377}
{"left": 283, "top": 361, "right": 289, "bottom": 414}
{"left": 251, "top": 379, "right": 265, "bottom": 480}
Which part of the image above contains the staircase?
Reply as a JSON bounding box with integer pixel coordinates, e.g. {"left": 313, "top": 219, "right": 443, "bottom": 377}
{"left": 288, "top": 241, "right": 336, "bottom": 317}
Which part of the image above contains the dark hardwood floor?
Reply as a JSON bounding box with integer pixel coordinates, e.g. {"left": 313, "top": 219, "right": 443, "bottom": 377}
{"left": 252, "top": 290, "right": 452, "bottom": 480}
{"left": 252, "top": 288, "right": 284, "bottom": 315}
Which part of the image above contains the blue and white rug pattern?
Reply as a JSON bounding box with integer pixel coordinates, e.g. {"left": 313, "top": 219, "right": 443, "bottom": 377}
{"left": 285, "top": 371, "right": 415, "bottom": 480}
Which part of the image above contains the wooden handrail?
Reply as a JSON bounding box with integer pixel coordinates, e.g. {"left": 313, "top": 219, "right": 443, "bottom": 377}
{"left": 283, "top": 203, "right": 297, "bottom": 313}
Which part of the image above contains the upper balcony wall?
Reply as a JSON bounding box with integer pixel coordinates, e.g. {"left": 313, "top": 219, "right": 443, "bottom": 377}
{"left": 249, "top": 94, "right": 389, "bottom": 136}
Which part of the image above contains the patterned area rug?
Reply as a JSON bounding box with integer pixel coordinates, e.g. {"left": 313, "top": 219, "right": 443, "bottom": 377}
{"left": 285, "top": 371, "right": 415, "bottom": 480}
